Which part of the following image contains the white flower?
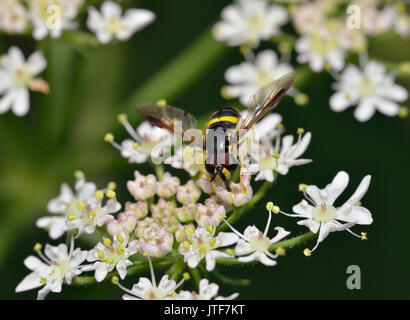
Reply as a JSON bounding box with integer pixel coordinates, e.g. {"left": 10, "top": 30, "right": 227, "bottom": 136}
{"left": 195, "top": 203, "right": 226, "bottom": 228}
{"left": 212, "top": 0, "right": 288, "bottom": 47}
{"left": 178, "top": 228, "right": 239, "bottom": 271}
{"left": 156, "top": 172, "right": 180, "bottom": 198}
{"left": 87, "top": 0, "right": 155, "bottom": 44}
{"left": 362, "top": 4, "right": 395, "bottom": 36}
{"left": 0, "top": 0, "right": 28, "bottom": 34}
{"left": 127, "top": 170, "right": 157, "bottom": 201}
{"left": 253, "top": 131, "right": 312, "bottom": 182}
{"left": 330, "top": 60, "right": 408, "bottom": 122}
{"left": 28, "top": 0, "right": 80, "bottom": 40}
{"left": 164, "top": 145, "right": 205, "bottom": 176}
{"left": 16, "top": 240, "right": 87, "bottom": 300}
{"left": 225, "top": 208, "right": 290, "bottom": 266}
{"left": 296, "top": 28, "right": 348, "bottom": 72}
{"left": 291, "top": 2, "right": 325, "bottom": 35}
{"left": 36, "top": 175, "right": 97, "bottom": 239}
{"left": 223, "top": 50, "right": 294, "bottom": 106}
{"left": 284, "top": 171, "right": 373, "bottom": 253}
{"left": 82, "top": 234, "right": 137, "bottom": 281}
{"left": 110, "top": 117, "right": 172, "bottom": 164}
{"left": 0, "top": 46, "right": 48, "bottom": 116}
{"left": 118, "top": 257, "right": 186, "bottom": 300}
{"left": 75, "top": 198, "right": 121, "bottom": 236}
{"left": 176, "top": 279, "right": 239, "bottom": 300}
{"left": 215, "top": 177, "right": 253, "bottom": 207}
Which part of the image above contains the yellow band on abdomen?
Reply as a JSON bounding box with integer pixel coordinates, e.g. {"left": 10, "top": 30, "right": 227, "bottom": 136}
{"left": 207, "top": 116, "right": 238, "bottom": 128}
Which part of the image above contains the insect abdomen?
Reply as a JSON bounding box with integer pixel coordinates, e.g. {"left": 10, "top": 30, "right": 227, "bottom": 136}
{"left": 206, "top": 107, "right": 240, "bottom": 130}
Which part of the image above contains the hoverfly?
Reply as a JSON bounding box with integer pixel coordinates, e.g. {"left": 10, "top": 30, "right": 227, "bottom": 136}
{"left": 136, "top": 72, "right": 296, "bottom": 191}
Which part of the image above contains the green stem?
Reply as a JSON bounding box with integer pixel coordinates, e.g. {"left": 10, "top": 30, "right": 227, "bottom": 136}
{"left": 211, "top": 269, "right": 250, "bottom": 286}
{"left": 189, "top": 268, "right": 202, "bottom": 291}
{"left": 72, "top": 259, "right": 175, "bottom": 285}
{"left": 215, "top": 232, "right": 316, "bottom": 265}
{"left": 151, "top": 161, "right": 165, "bottom": 181}
{"left": 168, "top": 260, "right": 186, "bottom": 281}
{"left": 216, "top": 180, "right": 274, "bottom": 233}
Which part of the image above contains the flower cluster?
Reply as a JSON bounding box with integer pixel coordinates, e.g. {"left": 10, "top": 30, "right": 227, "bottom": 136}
{"left": 13, "top": 0, "right": 377, "bottom": 300}
{"left": 0, "top": 1, "right": 155, "bottom": 43}
{"left": 213, "top": 0, "right": 409, "bottom": 121}
{"left": 17, "top": 147, "right": 373, "bottom": 299}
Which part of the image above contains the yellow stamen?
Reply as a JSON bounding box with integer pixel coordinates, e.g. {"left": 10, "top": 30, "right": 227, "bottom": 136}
{"left": 361, "top": 232, "right": 367, "bottom": 240}
{"left": 183, "top": 272, "right": 190, "bottom": 280}
{"left": 74, "top": 170, "right": 84, "bottom": 180}
{"left": 111, "top": 276, "right": 119, "bottom": 285}
{"left": 103, "top": 238, "right": 112, "bottom": 248}
{"left": 107, "top": 182, "right": 116, "bottom": 190}
{"left": 76, "top": 202, "right": 86, "bottom": 211}
{"left": 275, "top": 247, "right": 286, "bottom": 256}
{"left": 104, "top": 133, "right": 114, "bottom": 142}
{"left": 156, "top": 99, "right": 167, "bottom": 106}
{"left": 117, "top": 113, "right": 127, "bottom": 123}
{"left": 33, "top": 243, "right": 42, "bottom": 252}
{"left": 294, "top": 93, "right": 309, "bottom": 106}
{"left": 182, "top": 241, "right": 191, "bottom": 250}
{"left": 106, "top": 190, "right": 116, "bottom": 199}
{"left": 303, "top": 248, "right": 311, "bottom": 256}
{"left": 398, "top": 107, "right": 408, "bottom": 119}
{"left": 298, "top": 183, "right": 307, "bottom": 192}
{"left": 98, "top": 249, "right": 105, "bottom": 260}
{"left": 95, "top": 190, "right": 104, "bottom": 200}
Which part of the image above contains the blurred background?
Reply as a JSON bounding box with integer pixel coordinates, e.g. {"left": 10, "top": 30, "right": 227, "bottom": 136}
{"left": 0, "top": 0, "right": 409, "bottom": 299}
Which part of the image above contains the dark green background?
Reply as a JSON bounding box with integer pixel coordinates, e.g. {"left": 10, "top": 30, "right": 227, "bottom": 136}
{"left": 0, "top": 0, "right": 409, "bottom": 299}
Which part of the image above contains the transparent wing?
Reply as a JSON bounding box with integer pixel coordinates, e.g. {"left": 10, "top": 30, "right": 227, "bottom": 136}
{"left": 135, "top": 103, "right": 199, "bottom": 143}
{"left": 237, "top": 72, "right": 295, "bottom": 136}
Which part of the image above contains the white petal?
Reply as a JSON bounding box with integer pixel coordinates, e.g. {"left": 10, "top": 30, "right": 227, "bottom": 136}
{"left": 269, "top": 227, "right": 290, "bottom": 243}
{"left": 116, "top": 259, "right": 132, "bottom": 279}
{"left": 381, "top": 84, "right": 408, "bottom": 102}
{"left": 24, "top": 256, "right": 48, "bottom": 272}
{"left": 37, "top": 286, "right": 50, "bottom": 300}
{"left": 27, "top": 51, "right": 47, "bottom": 75}
{"left": 95, "top": 262, "right": 109, "bottom": 282}
{"left": 199, "top": 279, "right": 219, "bottom": 300}
{"left": 11, "top": 88, "right": 30, "bottom": 116}
{"left": 238, "top": 252, "right": 257, "bottom": 263}
{"left": 354, "top": 100, "right": 376, "bottom": 122}
{"left": 131, "top": 277, "right": 153, "bottom": 298}
{"left": 259, "top": 253, "right": 277, "bottom": 266}
{"left": 337, "top": 205, "right": 373, "bottom": 225}
{"left": 216, "top": 232, "right": 239, "bottom": 247}
{"left": 373, "top": 98, "right": 400, "bottom": 117}
{"left": 235, "top": 239, "right": 253, "bottom": 256}
{"left": 292, "top": 200, "right": 314, "bottom": 217}
{"left": 16, "top": 272, "right": 43, "bottom": 293}
{"left": 101, "top": 1, "right": 122, "bottom": 18}
{"left": 324, "top": 171, "right": 349, "bottom": 206}
{"left": 158, "top": 275, "right": 176, "bottom": 294}
{"left": 205, "top": 253, "right": 217, "bottom": 271}
{"left": 330, "top": 91, "right": 351, "bottom": 112}
{"left": 0, "top": 92, "right": 14, "bottom": 114}
{"left": 297, "top": 218, "right": 320, "bottom": 233}
{"left": 344, "top": 175, "right": 371, "bottom": 207}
